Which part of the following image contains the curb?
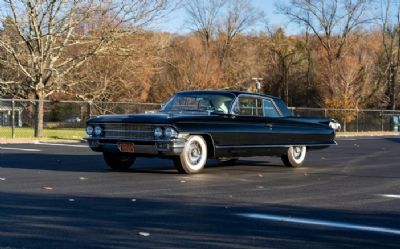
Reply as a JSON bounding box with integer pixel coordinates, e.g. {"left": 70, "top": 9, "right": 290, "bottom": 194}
{"left": 0, "top": 138, "right": 86, "bottom": 144}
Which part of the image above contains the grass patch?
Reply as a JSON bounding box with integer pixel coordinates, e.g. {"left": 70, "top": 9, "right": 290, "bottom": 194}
{"left": 0, "top": 127, "right": 85, "bottom": 140}
{"left": 337, "top": 131, "right": 400, "bottom": 137}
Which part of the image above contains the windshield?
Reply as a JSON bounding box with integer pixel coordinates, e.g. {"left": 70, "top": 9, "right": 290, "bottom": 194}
{"left": 162, "top": 92, "right": 235, "bottom": 114}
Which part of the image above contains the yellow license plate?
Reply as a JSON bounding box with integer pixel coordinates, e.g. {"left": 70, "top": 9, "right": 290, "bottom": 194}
{"left": 118, "top": 143, "right": 135, "bottom": 153}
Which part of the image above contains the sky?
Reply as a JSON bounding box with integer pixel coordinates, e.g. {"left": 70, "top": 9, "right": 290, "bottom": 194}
{"left": 153, "top": 0, "right": 297, "bottom": 34}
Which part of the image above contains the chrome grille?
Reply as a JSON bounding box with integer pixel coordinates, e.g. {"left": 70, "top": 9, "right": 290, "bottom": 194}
{"left": 103, "top": 123, "right": 154, "bottom": 140}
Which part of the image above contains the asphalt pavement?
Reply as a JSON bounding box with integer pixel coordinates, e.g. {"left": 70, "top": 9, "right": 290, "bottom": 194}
{"left": 0, "top": 138, "right": 400, "bottom": 249}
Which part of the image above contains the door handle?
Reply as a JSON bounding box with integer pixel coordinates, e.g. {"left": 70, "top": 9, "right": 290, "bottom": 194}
{"left": 265, "top": 123, "right": 273, "bottom": 128}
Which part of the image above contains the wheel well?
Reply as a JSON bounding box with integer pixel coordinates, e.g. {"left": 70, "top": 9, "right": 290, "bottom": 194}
{"left": 197, "top": 134, "right": 215, "bottom": 158}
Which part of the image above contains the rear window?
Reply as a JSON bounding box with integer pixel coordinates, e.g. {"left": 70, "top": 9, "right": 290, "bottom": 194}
{"left": 234, "top": 97, "right": 263, "bottom": 116}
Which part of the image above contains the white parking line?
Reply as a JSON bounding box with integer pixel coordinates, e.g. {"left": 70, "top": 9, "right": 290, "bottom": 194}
{"left": 378, "top": 194, "right": 400, "bottom": 199}
{"left": 238, "top": 213, "right": 400, "bottom": 235}
{"left": 0, "top": 146, "right": 41, "bottom": 152}
{"left": 34, "top": 142, "right": 87, "bottom": 148}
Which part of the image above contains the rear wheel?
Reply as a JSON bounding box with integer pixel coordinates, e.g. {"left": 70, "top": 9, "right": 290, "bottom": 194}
{"left": 103, "top": 152, "right": 136, "bottom": 171}
{"left": 174, "top": 135, "right": 207, "bottom": 174}
{"left": 281, "top": 146, "right": 306, "bottom": 167}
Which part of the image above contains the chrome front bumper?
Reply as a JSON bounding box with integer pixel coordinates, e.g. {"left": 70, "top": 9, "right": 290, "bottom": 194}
{"left": 86, "top": 137, "right": 186, "bottom": 156}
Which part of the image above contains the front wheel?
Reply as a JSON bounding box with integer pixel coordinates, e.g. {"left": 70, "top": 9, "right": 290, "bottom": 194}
{"left": 174, "top": 135, "right": 208, "bottom": 174}
{"left": 103, "top": 152, "right": 136, "bottom": 171}
{"left": 281, "top": 146, "right": 306, "bottom": 167}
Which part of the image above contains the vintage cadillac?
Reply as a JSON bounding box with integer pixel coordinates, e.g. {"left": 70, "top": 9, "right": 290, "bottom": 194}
{"left": 86, "top": 90, "right": 338, "bottom": 174}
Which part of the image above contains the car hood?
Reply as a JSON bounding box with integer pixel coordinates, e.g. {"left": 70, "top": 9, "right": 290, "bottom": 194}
{"left": 87, "top": 112, "right": 217, "bottom": 124}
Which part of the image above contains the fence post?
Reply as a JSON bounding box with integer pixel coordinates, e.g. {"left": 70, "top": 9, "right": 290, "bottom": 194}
{"left": 356, "top": 109, "right": 359, "bottom": 132}
{"left": 324, "top": 108, "right": 327, "bottom": 118}
{"left": 381, "top": 110, "right": 384, "bottom": 132}
{"left": 291, "top": 107, "right": 296, "bottom": 116}
{"left": 11, "top": 99, "right": 15, "bottom": 139}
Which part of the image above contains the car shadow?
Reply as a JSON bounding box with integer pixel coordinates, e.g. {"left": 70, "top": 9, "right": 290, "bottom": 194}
{"left": 0, "top": 152, "right": 290, "bottom": 174}
{"left": 234, "top": 159, "right": 284, "bottom": 167}
{"left": 384, "top": 137, "right": 400, "bottom": 143}
{"left": 0, "top": 192, "right": 399, "bottom": 249}
{"left": 0, "top": 152, "right": 177, "bottom": 174}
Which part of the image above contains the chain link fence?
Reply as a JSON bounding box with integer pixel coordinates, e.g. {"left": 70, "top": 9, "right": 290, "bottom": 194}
{"left": 1, "top": 99, "right": 399, "bottom": 139}
{"left": 290, "top": 107, "right": 400, "bottom": 132}
{"left": 0, "top": 99, "right": 160, "bottom": 139}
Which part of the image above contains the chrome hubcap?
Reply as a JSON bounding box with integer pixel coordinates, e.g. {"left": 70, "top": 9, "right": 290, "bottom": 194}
{"left": 187, "top": 141, "right": 202, "bottom": 165}
{"left": 293, "top": 146, "right": 303, "bottom": 159}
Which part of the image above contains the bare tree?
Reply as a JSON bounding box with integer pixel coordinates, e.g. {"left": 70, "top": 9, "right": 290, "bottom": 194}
{"left": 267, "top": 28, "right": 305, "bottom": 105}
{"left": 184, "top": 0, "right": 226, "bottom": 82}
{"left": 277, "top": 0, "right": 372, "bottom": 62}
{"left": 216, "top": 0, "right": 262, "bottom": 66}
{"left": 0, "top": 0, "right": 173, "bottom": 137}
{"left": 185, "top": 0, "right": 225, "bottom": 50}
{"left": 379, "top": 0, "right": 400, "bottom": 110}
{"left": 277, "top": 0, "right": 372, "bottom": 111}
{"left": 66, "top": 31, "right": 171, "bottom": 103}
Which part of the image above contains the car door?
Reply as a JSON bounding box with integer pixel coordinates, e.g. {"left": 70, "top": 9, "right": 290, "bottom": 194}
{"left": 262, "top": 98, "right": 312, "bottom": 145}
{"left": 262, "top": 98, "right": 288, "bottom": 145}
{"left": 227, "top": 95, "right": 276, "bottom": 146}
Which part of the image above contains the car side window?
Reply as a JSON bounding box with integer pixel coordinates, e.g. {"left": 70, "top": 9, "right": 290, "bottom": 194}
{"left": 234, "top": 97, "right": 263, "bottom": 116}
{"left": 263, "top": 99, "right": 280, "bottom": 117}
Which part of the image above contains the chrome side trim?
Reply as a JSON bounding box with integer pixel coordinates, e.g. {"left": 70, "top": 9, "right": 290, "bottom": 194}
{"left": 215, "top": 142, "right": 337, "bottom": 149}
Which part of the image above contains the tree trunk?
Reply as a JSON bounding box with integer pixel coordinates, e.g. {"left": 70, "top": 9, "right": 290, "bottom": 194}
{"left": 284, "top": 64, "right": 289, "bottom": 105}
{"left": 386, "top": 64, "right": 396, "bottom": 110}
{"left": 34, "top": 90, "right": 45, "bottom": 138}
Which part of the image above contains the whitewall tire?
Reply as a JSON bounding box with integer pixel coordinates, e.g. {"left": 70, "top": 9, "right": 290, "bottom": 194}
{"left": 281, "top": 146, "right": 306, "bottom": 167}
{"left": 174, "top": 135, "right": 208, "bottom": 174}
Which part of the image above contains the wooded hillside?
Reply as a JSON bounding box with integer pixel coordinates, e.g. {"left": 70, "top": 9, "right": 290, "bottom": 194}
{"left": 1, "top": 0, "right": 400, "bottom": 136}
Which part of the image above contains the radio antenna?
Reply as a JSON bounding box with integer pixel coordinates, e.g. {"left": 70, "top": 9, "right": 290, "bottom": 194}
{"left": 252, "top": 77, "right": 263, "bottom": 93}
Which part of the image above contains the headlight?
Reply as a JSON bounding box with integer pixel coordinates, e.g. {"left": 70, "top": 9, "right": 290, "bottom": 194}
{"left": 154, "top": 127, "right": 163, "bottom": 138}
{"left": 94, "top": 125, "right": 103, "bottom": 136}
{"left": 165, "top": 127, "right": 178, "bottom": 138}
{"left": 86, "top": 125, "right": 94, "bottom": 135}
{"left": 329, "top": 121, "right": 341, "bottom": 131}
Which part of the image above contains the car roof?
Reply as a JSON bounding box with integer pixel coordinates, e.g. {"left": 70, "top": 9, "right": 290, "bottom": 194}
{"left": 177, "top": 90, "right": 282, "bottom": 101}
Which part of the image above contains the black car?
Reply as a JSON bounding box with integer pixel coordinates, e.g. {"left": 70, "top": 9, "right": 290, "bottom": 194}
{"left": 86, "top": 90, "right": 338, "bottom": 174}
